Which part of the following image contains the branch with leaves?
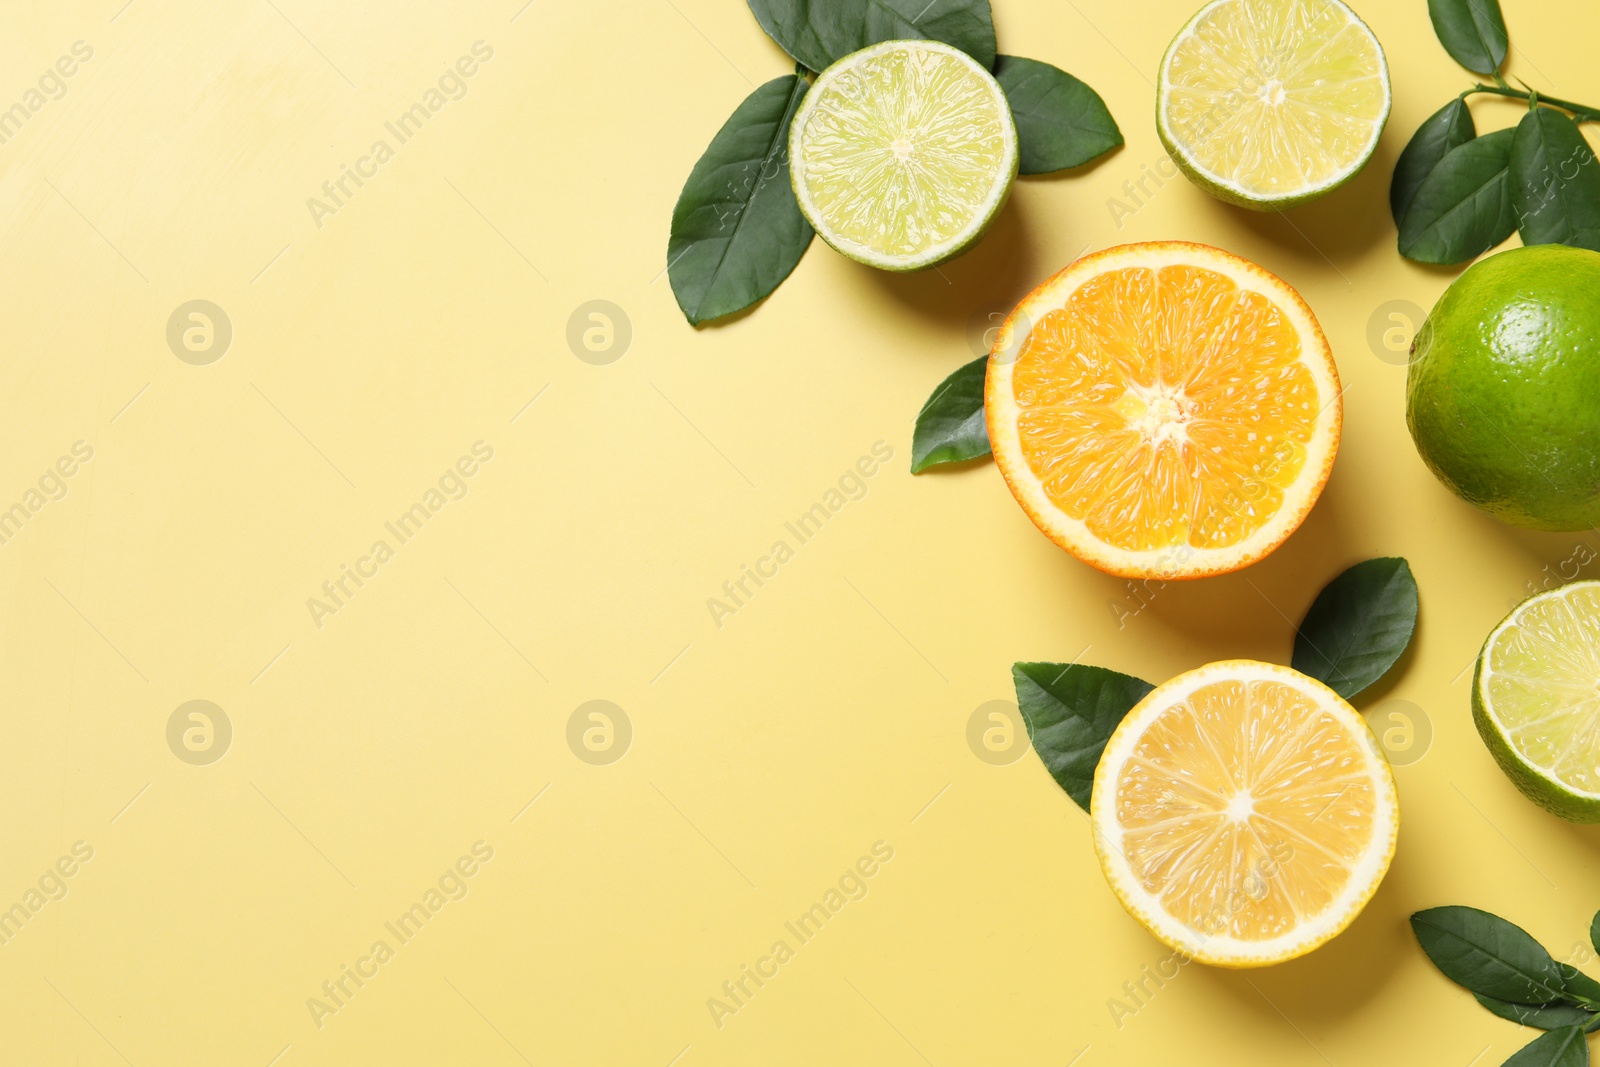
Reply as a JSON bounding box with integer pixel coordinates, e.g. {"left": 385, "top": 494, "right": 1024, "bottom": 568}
{"left": 668, "top": 1, "right": 1121, "bottom": 325}
{"left": 1392, "top": 0, "right": 1600, "bottom": 265}
{"left": 1414, "top": 905, "right": 1600, "bottom": 1066}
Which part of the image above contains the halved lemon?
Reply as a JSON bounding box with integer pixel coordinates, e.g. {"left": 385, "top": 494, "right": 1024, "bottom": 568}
{"left": 789, "top": 39, "right": 1018, "bottom": 271}
{"left": 1157, "top": 0, "right": 1390, "bottom": 210}
{"left": 985, "top": 242, "right": 1340, "bottom": 580}
{"left": 1475, "top": 581, "right": 1600, "bottom": 822}
{"left": 1092, "top": 660, "right": 1399, "bottom": 967}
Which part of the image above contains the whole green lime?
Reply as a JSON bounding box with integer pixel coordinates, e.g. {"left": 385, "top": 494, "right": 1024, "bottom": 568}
{"left": 1407, "top": 244, "right": 1600, "bottom": 530}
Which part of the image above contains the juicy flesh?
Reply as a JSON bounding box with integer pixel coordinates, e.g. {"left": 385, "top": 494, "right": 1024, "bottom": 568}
{"left": 1164, "top": 0, "right": 1386, "bottom": 195}
{"left": 1115, "top": 679, "right": 1377, "bottom": 941}
{"left": 1486, "top": 585, "right": 1600, "bottom": 794}
{"left": 1013, "top": 264, "right": 1320, "bottom": 552}
{"left": 797, "top": 46, "right": 1008, "bottom": 258}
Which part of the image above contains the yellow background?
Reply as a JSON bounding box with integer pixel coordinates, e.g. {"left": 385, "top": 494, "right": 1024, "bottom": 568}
{"left": 2, "top": 0, "right": 1598, "bottom": 1064}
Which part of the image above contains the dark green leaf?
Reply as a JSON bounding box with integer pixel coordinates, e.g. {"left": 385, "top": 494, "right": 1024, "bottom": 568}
{"left": 992, "top": 55, "right": 1121, "bottom": 175}
{"left": 1560, "top": 964, "right": 1600, "bottom": 1008}
{"left": 1292, "top": 558, "right": 1418, "bottom": 700}
{"left": 1511, "top": 107, "right": 1600, "bottom": 252}
{"left": 1427, "top": 0, "right": 1509, "bottom": 75}
{"left": 1398, "top": 127, "right": 1517, "bottom": 264}
{"left": 1391, "top": 98, "right": 1477, "bottom": 227}
{"left": 1589, "top": 909, "right": 1600, "bottom": 959}
{"left": 1500, "top": 1025, "right": 1589, "bottom": 1067}
{"left": 1475, "top": 994, "right": 1594, "bottom": 1031}
{"left": 911, "top": 357, "right": 990, "bottom": 472}
{"left": 1012, "top": 662, "right": 1154, "bottom": 812}
{"left": 1412, "top": 907, "right": 1569, "bottom": 1004}
{"left": 669, "top": 75, "right": 814, "bottom": 325}
{"left": 746, "top": 0, "right": 996, "bottom": 73}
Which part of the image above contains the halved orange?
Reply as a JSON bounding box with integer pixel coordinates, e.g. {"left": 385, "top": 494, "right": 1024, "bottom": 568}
{"left": 985, "top": 242, "right": 1340, "bottom": 579}
{"left": 1092, "top": 660, "right": 1398, "bottom": 967}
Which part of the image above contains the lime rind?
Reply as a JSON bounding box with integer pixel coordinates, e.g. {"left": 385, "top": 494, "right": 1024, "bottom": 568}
{"left": 789, "top": 39, "right": 1018, "bottom": 272}
{"left": 1474, "top": 580, "right": 1600, "bottom": 823}
{"left": 1155, "top": 0, "right": 1391, "bottom": 211}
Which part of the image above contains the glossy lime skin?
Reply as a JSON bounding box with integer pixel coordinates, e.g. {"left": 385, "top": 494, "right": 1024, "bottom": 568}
{"left": 1407, "top": 244, "right": 1600, "bottom": 531}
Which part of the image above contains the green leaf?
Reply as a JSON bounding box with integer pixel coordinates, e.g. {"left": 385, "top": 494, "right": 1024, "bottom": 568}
{"left": 1398, "top": 127, "right": 1517, "bottom": 265}
{"left": 1412, "top": 907, "right": 1569, "bottom": 1005}
{"left": 1589, "top": 909, "right": 1600, "bottom": 959}
{"left": 1292, "top": 558, "right": 1418, "bottom": 700}
{"left": 992, "top": 55, "right": 1121, "bottom": 175}
{"left": 1510, "top": 107, "right": 1600, "bottom": 252}
{"left": 746, "top": 0, "right": 996, "bottom": 73}
{"left": 1560, "top": 964, "right": 1600, "bottom": 1008}
{"left": 1427, "top": 0, "right": 1509, "bottom": 75}
{"left": 1012, "top": 662, "right": 1154, "bottom": 812}
{"left": 1475, "top": 994, "right": 1595, "bottom": 1031}
{"left": 668, "top": 75, "right": 814, "bottom": 325}
{"left": 1391, "top": 98, "right": 1476, "bottom": 228}
{"left": 1499, "top": 1025, "right": 1589, "bottom": 1067}
{"left": 911, "top": 357, "right": 990, "bottom": 472}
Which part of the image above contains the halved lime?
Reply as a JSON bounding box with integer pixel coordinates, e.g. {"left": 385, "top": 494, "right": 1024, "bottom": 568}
{"left": 1156, "top": 0, "right": 1390, "bottom": 210}
{"left": 789, "top": 39, "right": 1017, "bottom": 272}
{"left": 1474, "top": 581, "right": 1600, "bottom": 822}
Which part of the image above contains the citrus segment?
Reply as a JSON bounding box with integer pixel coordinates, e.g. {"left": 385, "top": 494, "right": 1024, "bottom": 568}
{"left": 789, "top": 40, "right": 1017, "bottom": 271}
{"left": 986, "top": 242, "right": 1339, "bottom": 579}
{"left": 1157, "top": 0, "right": 1390, "bottom": 209}
{"left": 1092, "top": 660, "right": 1399, "bottom": 967}
{"left": 1474, "top": 581, "right": 1600, "bottom": 821}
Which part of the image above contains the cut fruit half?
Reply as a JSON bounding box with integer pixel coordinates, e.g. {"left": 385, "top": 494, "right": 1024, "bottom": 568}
{"left": 985, "top": 241, "right": 1340, "bottom": 580}
{"left": 1475, "top": 581, "right": 1600, "bottom": 822}
{"left": 789, "top": 39, "right": 1018, "bottom": 272}
{"left": 1092, "top": 660, "right": 1399, "bottom": 968}
{"left": 1157, "top": 0, "right": 1390, "bottom": 209}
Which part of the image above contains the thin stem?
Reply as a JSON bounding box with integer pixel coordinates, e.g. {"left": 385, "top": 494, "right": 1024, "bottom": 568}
{"left": 1461, "top": 83, "right": 1600, "bottom": 123}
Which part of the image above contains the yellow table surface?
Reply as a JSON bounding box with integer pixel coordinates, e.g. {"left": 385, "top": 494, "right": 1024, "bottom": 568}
{"left": 3, "top": 1, "right": 1598, "bottom": 1064}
